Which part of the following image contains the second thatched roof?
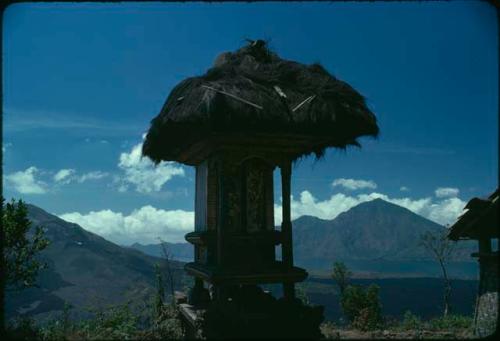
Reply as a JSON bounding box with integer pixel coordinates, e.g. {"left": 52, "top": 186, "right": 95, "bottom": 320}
{"left": 448, "top": 188, "right": 499, "bottom": 241}
{"left": 143, "top": 40, "right": 379, "bottom": 164}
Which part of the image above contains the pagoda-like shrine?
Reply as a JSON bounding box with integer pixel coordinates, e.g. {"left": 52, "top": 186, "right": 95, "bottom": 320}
{"left": 448, "top": 189, "right": 499, "bottom": 337}
{"left": 142, "top": 40, "right": 378, "bottom": 339}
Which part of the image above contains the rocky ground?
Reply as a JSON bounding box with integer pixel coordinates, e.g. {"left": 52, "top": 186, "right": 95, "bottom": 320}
{"left": 320, "top": 324, "right": 474, "bottom": 339}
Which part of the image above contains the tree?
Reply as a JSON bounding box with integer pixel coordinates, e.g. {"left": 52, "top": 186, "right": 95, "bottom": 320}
{"left": 154, "top": 263, "right": 165, "bottom": 320}
{"left": 158, "top": 238, "right": 176, "bottom": 304}
{"left": 2, "top": 198, "right": 50, "bottom": 290}
{"left": 420, "top": 229, "right": 456, "bottom": 317}
{"left": 331, "top": 261, "right": 352, "bottom": 295}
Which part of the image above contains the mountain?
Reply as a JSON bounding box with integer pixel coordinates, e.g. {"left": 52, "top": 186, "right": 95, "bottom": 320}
{"left": 5, "top": 204, "right": 188, "bottom": 323}
{"left": 131, "top": 199, "right": 478, "bottom": 278}
{"left": 291, "top": 199, "right": 477, "bottom": 277}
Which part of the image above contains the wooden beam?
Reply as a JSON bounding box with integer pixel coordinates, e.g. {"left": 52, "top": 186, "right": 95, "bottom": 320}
{"left": 281, "top": 160, "right": 295, "bottom": 300}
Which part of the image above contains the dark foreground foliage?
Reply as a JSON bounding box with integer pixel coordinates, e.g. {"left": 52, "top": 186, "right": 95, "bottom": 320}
{"left": 5, "top": 301, "right": 184, "bottom": 340}
{"left": 2, "top": 198, "right": 50, "bottom": 291}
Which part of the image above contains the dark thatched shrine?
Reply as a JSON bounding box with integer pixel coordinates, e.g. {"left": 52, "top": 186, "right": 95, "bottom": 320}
{"left": 448, "top": 189, "right": 499, "bottom": 337}
{"left": 142, "top": 40, "right": 379, "bottom": 339}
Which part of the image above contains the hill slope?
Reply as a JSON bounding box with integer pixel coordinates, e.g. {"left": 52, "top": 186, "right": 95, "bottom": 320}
{"left": 127, "top": 242, "right": 192, "bottom": 262}
{"left": 5, "top": 204, "right": 187, "bottom": 322}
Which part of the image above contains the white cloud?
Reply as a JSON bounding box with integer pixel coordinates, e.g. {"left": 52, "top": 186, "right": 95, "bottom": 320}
{"left": 5, "top": 167, "right": 47, "bottom": 194}
{"left": 58, "top": 189, "right": 466, "bottom": 245}
{"left": 435, "top": 187, "right": 459, "bottom": 198}
{"left": 53, "top": 169, "right": 108, "bottom": 185}
{"left": 332, "top": 178, "right": 377, "bottom": 191}
{"left": 4, "top": 107, "right": 138, "bottom": 135}
{"left": 400, "top": 186, "right": 410, "bottom": 192}
{"left": 274, "top": 190, "right": 466, "bottom": 227}
{"left": 59, "top": 206, "right": 194, "bottom": 245}
{"left": 53, "top": 169, "right": 76, "bottom": 184}
{"left": 117, "top": 139, "right": 184, "bottom": 193}
{"left": 426, "top": 197, "right": 466, "bottom": 227}
{"left": 77, "top": 171, "right": 109, "bottom": 183}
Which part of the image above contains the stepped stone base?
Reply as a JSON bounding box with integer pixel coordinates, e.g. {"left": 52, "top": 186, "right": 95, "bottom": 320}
{"left": 177, "top": 285, "right": 324, "bottom": 339}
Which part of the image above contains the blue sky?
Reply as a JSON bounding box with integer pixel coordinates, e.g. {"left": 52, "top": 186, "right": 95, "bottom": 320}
{"left": 2, "top": 1, "right": 498, "bottom": 245}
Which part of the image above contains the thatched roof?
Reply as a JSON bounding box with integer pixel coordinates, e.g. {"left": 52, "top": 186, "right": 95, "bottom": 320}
{"left": 448, "top": 188, "right": 499, "bottom": 241}
{"left": 143, "top": 40, "right": 379, "bottom": 164}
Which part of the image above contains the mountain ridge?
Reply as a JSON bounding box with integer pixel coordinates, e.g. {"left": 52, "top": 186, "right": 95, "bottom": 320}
{"left": 6, "top": 204, "right": 186, "bottom": 323}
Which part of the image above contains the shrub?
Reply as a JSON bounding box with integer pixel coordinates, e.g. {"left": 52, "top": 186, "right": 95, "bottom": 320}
{"left": 401, "top": 310, "right": 422, "bottom": 331}
{"left": 6, "top": 316, "right": 42, "bottom": 340}
{"left": 352, "top": 307, "right": 381, "bottom": 331}
{"left": 146, "top": 303, "right": 184, "bottom": 340}
{"left": 39, "top": 302, "right": 74, "bottom": 340}
{"left": 428, "top": 314, "right": 473, "bottom": 331}
{"left": 340, "top": 284, "right": 382, "bottom": 331}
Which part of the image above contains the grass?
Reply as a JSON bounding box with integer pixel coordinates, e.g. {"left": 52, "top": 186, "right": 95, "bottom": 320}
{"left": 320, "top": 312, "right": 474, "bottom": 339}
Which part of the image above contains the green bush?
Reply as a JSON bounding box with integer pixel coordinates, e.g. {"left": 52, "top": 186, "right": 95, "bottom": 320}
{"left": 38, "top": 302, "right": 141, "bottom": 340}
{"left": 428, "top": 314, "right": 473, "bottom": 331}
{"left": 6, "top": 316, "right": 42, "bottom": 340}
{"left": 143, "top": 303, "right": 184, "bottom": 340}
{"left": 340, "top": 284, "right": 382, "bottom": 331}
{"left": 401, "top": 310, "right": 422, "bottom": 331}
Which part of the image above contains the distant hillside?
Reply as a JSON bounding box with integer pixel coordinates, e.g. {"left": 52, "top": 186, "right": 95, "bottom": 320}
{"left": 292, "top": 199, "right": 478, "bottom": 277}
{"left": 5, "top": 205, "right": 188, "bottom": 323}
{"left": 132, "top": 199, "right": 478, "bottom": 278}
{"left": 128, "top": 242, "right": 192, "bottom": 262}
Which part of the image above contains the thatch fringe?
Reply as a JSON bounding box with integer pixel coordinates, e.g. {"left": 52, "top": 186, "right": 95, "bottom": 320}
{"left": 143, "top": 40, "right": 379, "bottom": 163}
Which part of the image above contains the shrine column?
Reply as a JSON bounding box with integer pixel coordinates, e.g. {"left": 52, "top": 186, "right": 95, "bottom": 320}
{"left": 281, "top": 160, "right": 295, "bottom": 300}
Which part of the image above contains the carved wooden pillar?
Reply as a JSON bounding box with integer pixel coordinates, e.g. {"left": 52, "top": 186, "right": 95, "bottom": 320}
{"left": 213, "top": 157, "right": 226, "bottom": 300}
{"left": 281, "top": 160, "right": 295, "bottom": 299}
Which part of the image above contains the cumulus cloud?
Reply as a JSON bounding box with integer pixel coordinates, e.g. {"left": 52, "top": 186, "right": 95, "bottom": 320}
{"left": 53, "top": 169, "right": 109, "bottom": 185}
{"left": 59, "top": 206, "right": 194, "bottom": 245}
{"left": 117, "top": 138, "right": 184, "bottom": 193}
{"left": 274, "top": 190, "right": 466, "bottom": 227}
{"left": 435, "top": 187, "right": 459, "bottom": 198}
{"left": 53, "top": 169, "right": 76, "bottom": 184}
{"left": 58, "top": 188, "right": 466, "bottom": 245}
{"left": 5, "top": 167, "right": 47, "bottom": 194}
{"left": 332, "top": 178, "right": 377, "bottom": 191}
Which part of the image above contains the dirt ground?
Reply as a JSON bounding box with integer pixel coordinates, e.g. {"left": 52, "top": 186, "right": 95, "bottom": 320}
{"left": 320, "top": 325, "right": 474, "bottom": 339}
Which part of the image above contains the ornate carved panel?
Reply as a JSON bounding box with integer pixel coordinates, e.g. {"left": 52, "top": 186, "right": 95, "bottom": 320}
{"left": 243, "top": 158, "right": 271, "bottom": 233}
